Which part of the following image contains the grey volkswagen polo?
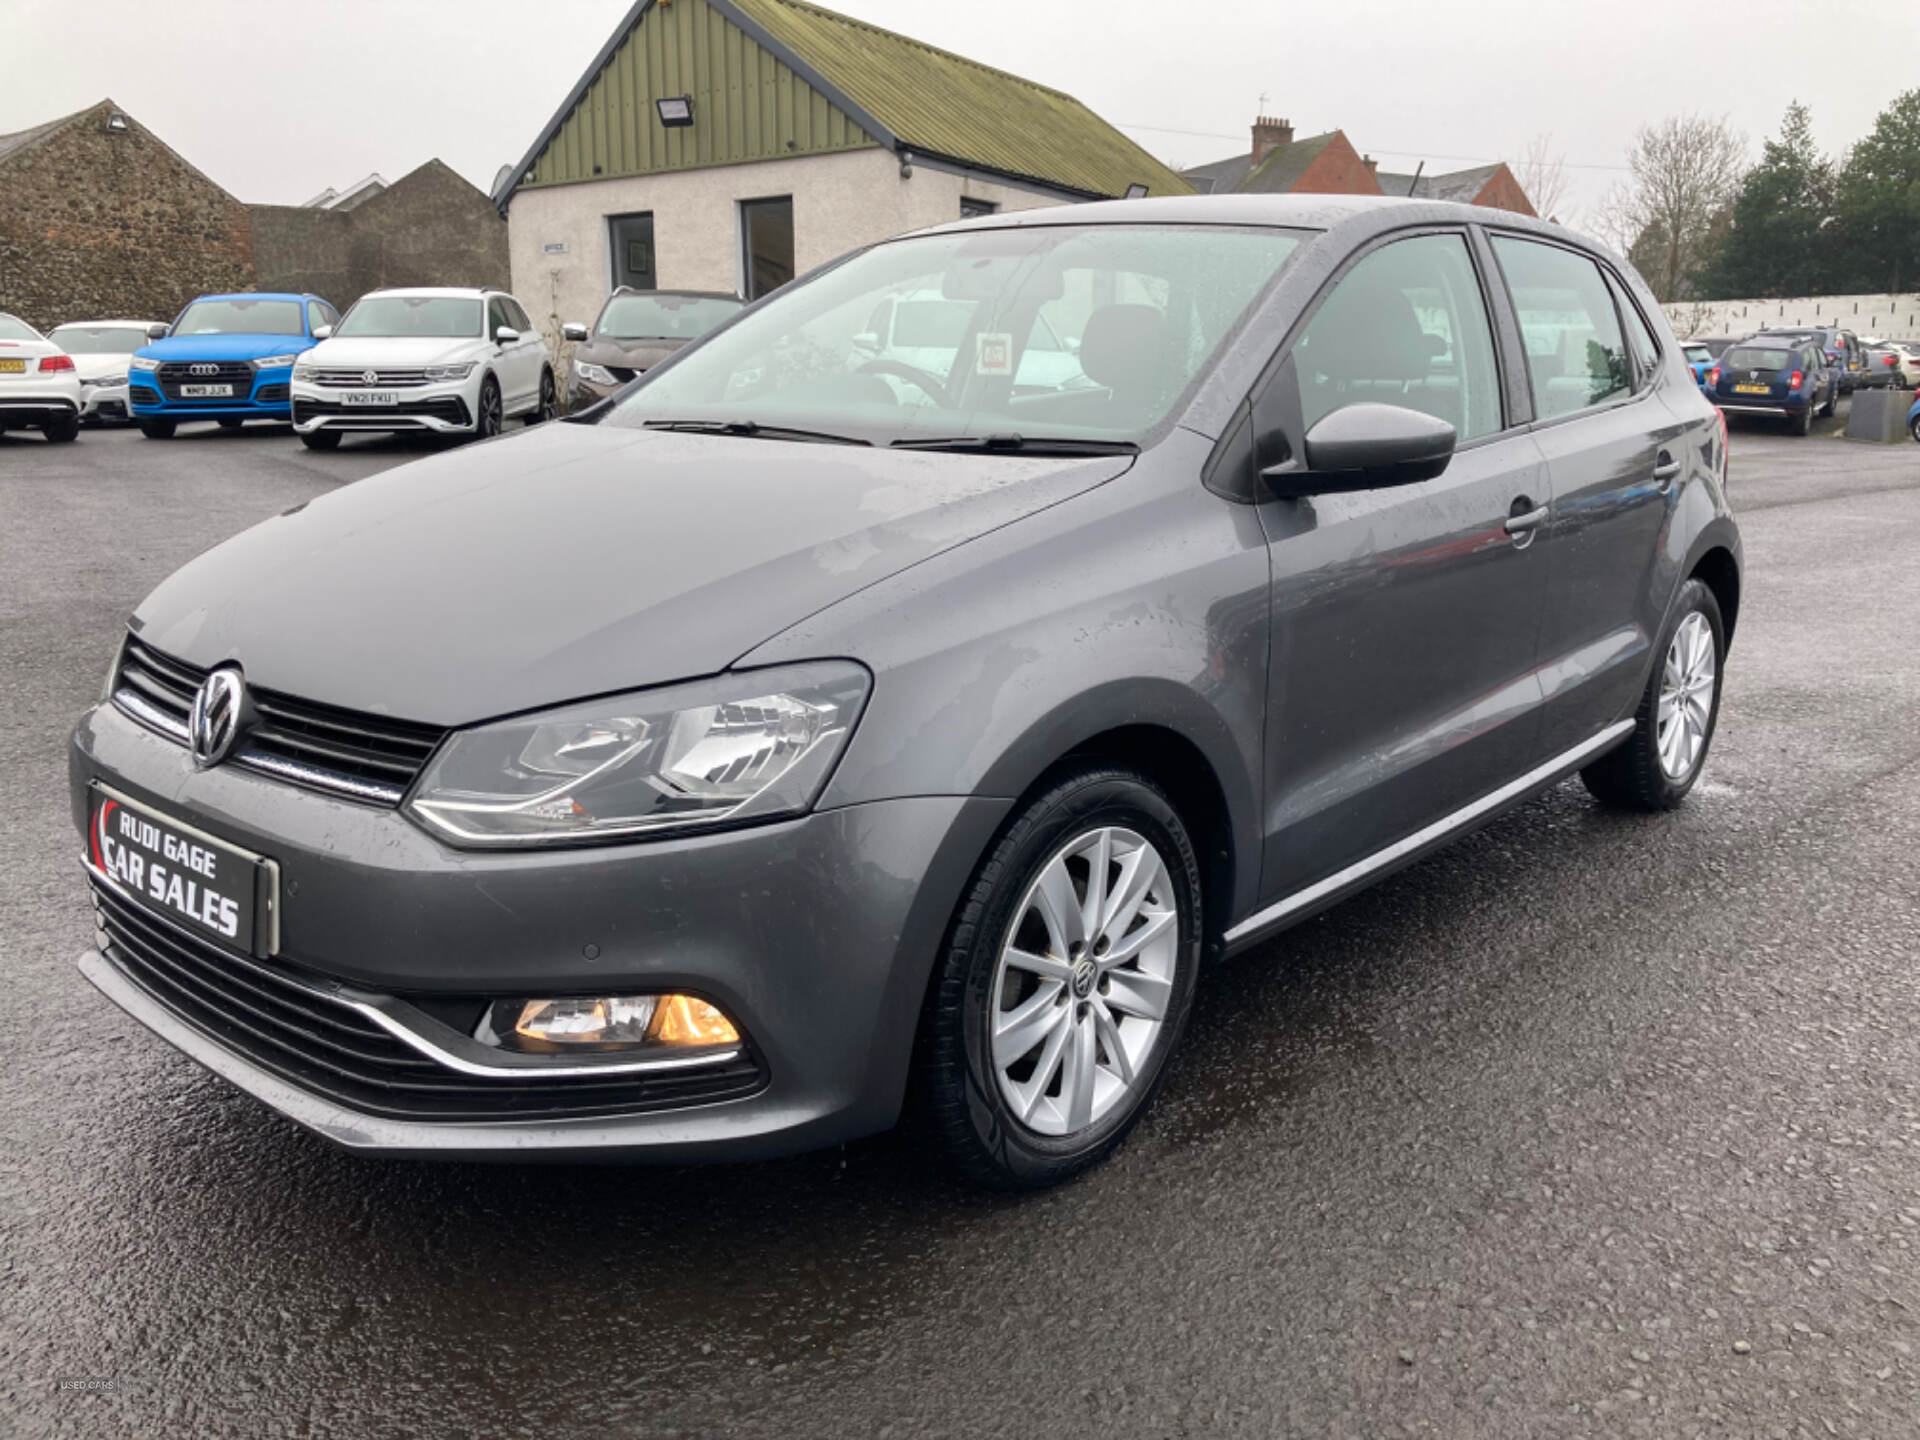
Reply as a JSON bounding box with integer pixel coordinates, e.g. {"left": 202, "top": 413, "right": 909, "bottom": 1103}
{"left": 71, "top": 195, "right": 1739, "bottom": 1189}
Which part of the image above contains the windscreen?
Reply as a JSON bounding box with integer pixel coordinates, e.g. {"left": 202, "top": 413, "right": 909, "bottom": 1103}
{"left": 48, "top": 326, "right": 147, "bottom": 355}
{"left": 597, "top": 294, "right": 741, "bottom": 341}
{"left": 336, "top": 296, "right": 484, "bottom": 338}
{"left": 604, "top": 224, "right": 1305, "bottom": 445}
{"left": 172, "top": 299, "right": 305, "bottom": 337}
{"left": 1682, "top": 344, "right": 1713, "bottom": 364}
{"left": 1725, "top": 347, "right": 1793, "bottom": 371}
{"left": 0, "top": 314, "right": 41, "bottom": 341}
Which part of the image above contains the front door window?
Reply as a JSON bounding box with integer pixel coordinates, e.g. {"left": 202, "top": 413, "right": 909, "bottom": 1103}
{"left": 609, "top": 213, "right": 656, "bottom": 292}
{"left": 740, "top": 197, "right": 794, "bottom": 301}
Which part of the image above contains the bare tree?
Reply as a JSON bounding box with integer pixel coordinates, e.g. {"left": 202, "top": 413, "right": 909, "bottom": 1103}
{"left": 1599, "top": 115, "right": 1747, "bottom": 300}
{"left": 1516, "top": 133, "right": 1571, "bottom": 222}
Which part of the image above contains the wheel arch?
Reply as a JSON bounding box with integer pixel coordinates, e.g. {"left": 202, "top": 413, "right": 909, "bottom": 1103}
{"left": 1688, "top": 542, "right": 1741, "bottom": 648}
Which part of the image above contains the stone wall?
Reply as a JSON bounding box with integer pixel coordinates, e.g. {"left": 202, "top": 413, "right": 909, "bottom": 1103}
{"left": 0, "top": 101, "right": 252, "bottom": 331}
{"left": 250, "top": 160, "right": 509, "bottom": 312}
{"left": 1663, "top": 293, "right": 1920, "bottom": 343}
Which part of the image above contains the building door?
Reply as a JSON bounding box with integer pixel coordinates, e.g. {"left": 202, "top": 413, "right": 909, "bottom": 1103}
{"left": 609, "top": 213, "right": 656, "bottom": 292}
{"left": 739, "top": 197, "right": 794, "bottom": 300}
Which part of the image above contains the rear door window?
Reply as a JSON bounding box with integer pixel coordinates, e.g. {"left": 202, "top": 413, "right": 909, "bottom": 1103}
{"left": 1289, "top": 231, "right": 1503, "bottom": 443}
{"left": 1490, "top": 236, "right": 1632, "bottom": 420}
{"left": 1605, "top": 272, "right": 1660, "bottom": 390}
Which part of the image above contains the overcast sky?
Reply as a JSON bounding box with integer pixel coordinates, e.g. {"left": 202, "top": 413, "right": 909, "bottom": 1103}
{"left": 5, "top": 0, "right": 1917, "bottom": 220}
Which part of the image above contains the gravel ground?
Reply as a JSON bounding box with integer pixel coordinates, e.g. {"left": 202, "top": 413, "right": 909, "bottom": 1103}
{"left": 3, "top": 408, "right": 1918, "bottom": 1438}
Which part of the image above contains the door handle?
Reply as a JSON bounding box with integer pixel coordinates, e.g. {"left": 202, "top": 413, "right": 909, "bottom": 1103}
{"left": 1503, "top": 505, "right": 1549, "bottom": 535}
{"left": 1653, "top": 453, "right": 1681, "bottom": 486}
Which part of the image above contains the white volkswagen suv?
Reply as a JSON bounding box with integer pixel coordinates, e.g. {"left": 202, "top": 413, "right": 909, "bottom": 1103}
{"left": 290, "top": 288, "right": 555, "bottom": 450}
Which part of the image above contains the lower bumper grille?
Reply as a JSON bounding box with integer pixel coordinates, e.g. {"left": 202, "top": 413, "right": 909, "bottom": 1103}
{"left": 294, "top": 396, "right": 470, "bottom": 427}
{"left": 91, "top": 879, "right": 768, "bottom": 1122}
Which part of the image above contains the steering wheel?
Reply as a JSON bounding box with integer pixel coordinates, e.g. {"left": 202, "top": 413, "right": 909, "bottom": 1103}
{"left": 855, "top": 358, "right": 952, "bottom": 407}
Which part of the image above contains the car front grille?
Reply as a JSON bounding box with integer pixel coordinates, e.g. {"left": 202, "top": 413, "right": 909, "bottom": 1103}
{"left": 111, "top": 634, "right": 447, "bottom": 807}
{"left": 155, "top": 361, "right": 255, "bottom": 402}
{"left": 293, "top": 396, "right": 470, "bottom": 428}
{"left": 310, "top": 368, "right": 432, "bottom": 388}
{"left": 90, "top": 879, "right": 767, "bottom": 1122}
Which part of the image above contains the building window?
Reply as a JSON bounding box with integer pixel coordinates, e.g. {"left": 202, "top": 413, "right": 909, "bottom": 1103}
{"left": 608, "top": 213, "right": 656, "bottom": 292}
{"left": 739, "top": 196, "right": 794, "bottom": 301}
{"left": 960, "top": 196, "right": 999, "bottom": 220}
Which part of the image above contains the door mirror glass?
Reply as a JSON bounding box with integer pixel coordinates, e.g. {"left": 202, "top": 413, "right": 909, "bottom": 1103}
{"left": 562, "top": 322, "right": 589, "bottom": 343}
{"left": 1264, "top": 403, "right": 1456, "bottom": 498}
{"left": 147, "top": 323, "right": 169, "bottom": 340}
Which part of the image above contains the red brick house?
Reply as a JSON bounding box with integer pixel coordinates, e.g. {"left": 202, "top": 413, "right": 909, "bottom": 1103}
{"left": 1182, "top": 116, "right": 1535, "bottom": 216}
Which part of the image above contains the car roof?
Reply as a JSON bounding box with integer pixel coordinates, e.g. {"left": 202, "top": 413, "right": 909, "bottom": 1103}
{"left": 188, "top": 292, "right": 321, "bottom": 304}
{"left": 606, "top": 287, "right": 742, "bottom": 302}
{"left": 360, "top": 287, "right": 501, "bottom": 300}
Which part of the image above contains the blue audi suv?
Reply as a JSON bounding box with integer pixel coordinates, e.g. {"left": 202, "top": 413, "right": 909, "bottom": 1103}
{"left": 130, "top": 293, "right": 340, "bottom": 438}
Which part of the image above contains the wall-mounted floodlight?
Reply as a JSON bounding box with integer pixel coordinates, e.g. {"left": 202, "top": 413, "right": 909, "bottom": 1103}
{"left": 1124, "top": 183, "right": 1149, "bottom": 199}
{"left": 655, "top": 96, "right": 694, "bottom": 128}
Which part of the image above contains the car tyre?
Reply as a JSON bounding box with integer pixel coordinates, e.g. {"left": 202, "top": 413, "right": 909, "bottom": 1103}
{"left": 474, "top": 375, "right": 503, "bottom": 441}
{"left": 1910, "top": 414, "right": 1920, "bottom": 444}
{"left": 1581, "top": 577, "right": 1725, "bottom": 812}
{"left": 916, "top": 764, "right": 1203, "bottom": 1190}
{"left": 535, "top": 368, "right": 558, "bottom": 424}
{"left": 138, "top": 419, "right": 176, "bottom": 440}
{"left": 41, "top": 414, "right": 80, "bottom": 443}
{"left": 299, "top": 429, "right": 342, "bottom": 452}
{"left": 1790, "top": 403, "right": 1812, "bottom": 436}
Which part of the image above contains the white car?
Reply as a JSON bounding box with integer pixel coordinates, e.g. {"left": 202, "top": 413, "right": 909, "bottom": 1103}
{"left": 290, "top": 287, "right": 556, "bottom": 450}
{"left": 46, "top": 319, "right": 161, "bottom": 425}
{"left": 0, "top": 311, "right": 82, "bottom": 442}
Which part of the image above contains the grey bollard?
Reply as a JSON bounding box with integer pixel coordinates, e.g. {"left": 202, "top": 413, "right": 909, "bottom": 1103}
{"left": 1845, "top": 387, "right": 1912, "bottom": 443}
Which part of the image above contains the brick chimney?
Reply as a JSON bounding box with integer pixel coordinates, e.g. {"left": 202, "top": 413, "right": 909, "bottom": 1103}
{"left": 1362, "top": 154, "right": 1378, "bottom": 175}
{"left": 1251, "top": 115, "right": 1293, "bottom": 167}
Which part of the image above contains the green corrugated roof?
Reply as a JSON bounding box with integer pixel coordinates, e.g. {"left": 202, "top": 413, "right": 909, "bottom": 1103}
{"left": 729, "top": 0, "right": 1188, "bottom": 197}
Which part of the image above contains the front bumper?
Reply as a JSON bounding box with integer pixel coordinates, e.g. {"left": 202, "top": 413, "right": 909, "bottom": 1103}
{"left": 70, "top": 701, "right": 1007, "bottom": 1159}
{"left": 291, "top": 378, "right": 477, "bottom": 434}
{"left": 80, "top": 382, "right": 130, "bottom": 421}
{"left": 567, "top": 371, "right": 628, "bottom": 411}
{"left": 130, "top": 366, "right": 293, "bottom": 421}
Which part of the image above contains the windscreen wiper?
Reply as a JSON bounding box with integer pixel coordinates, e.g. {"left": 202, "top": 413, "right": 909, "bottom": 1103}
{"left": 889, "top": 433, "right": 1139, "bottom": 456}
{"left": 643, "top": 419, "right": 872, "bottom": 445}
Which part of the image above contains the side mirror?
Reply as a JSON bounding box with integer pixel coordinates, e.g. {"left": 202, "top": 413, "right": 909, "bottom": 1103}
{"left": 313, "top": 325, "right": 332, "bottom": 341}
{"left": 147, "top": 323, "right": 169, "bottom": 340}
{"left": 494, "top": 326, "right": 520, "bottom": 345}
{"left": 851, "top": 331, "right": 880, "bottom": 353}
{"left": 562, "top": 322, "right": 589, "bottom": 343}
{"left": 1261, "top": 403, "right": 1456, "bottom": 499}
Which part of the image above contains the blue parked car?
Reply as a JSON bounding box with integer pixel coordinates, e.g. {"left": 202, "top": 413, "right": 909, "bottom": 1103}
{"left": 1681, "top": 340, "right": 1717, "bottom": 396}
{"left": 129, "top": 293, "right": 340, "bottom": 438}
{"left": 1709, "top": 337, "right": 1836, "bottom": 435}
{"left": 1907, "top": 392, "right": 1920, "bottom": 444}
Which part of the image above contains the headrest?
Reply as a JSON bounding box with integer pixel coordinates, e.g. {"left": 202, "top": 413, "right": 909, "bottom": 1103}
{"left": 1079, "top": 304, "right": 1170, "bottom": 397}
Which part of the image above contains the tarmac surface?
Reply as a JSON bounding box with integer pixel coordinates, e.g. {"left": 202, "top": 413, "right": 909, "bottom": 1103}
{"left": 3, "top": 407, "right": 1919, "bottom": 1437}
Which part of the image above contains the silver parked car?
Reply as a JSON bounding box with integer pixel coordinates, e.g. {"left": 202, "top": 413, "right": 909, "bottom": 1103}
{"left": 71, "top": 195, "right": 1740, "bottom": 1188}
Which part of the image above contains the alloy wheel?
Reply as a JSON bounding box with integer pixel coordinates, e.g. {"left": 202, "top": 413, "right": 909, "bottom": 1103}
{"left": 989, "top": 826, "right": 1180, "bottom": 1137}
{"left": 479, "top": 382, "right": 502, "bottom": 437}
{"left": 1657, "top": 611, "right": 1716, "bottom": 781}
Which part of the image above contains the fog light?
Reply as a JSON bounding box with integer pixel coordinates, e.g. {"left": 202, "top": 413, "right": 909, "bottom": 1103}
{"left": 478, "top": 993, "right": 740, "bottom": 1053}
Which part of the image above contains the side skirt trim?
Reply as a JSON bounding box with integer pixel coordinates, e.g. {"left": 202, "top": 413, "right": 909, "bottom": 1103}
{"left": 1223, "top": 719, "right": 1635, "bottom": 949}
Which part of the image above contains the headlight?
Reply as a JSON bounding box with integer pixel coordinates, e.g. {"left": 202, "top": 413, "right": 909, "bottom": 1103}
{"left": 292, "top": 362, "right": 314, "bottom": 382}
{"left": 423, "top": 362, "right": 475, "bottom": 382}
{"left": 130, "top": 356, "right": 159, "bottom": 372}
{"left": 252, "top": 353, "right": 299, "bottom": 369}
{"left": 404, "top": 661, "right": 871, "bottom": 847}
{"left": 575, "top": 361, "right": 619, "bottom": 386}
